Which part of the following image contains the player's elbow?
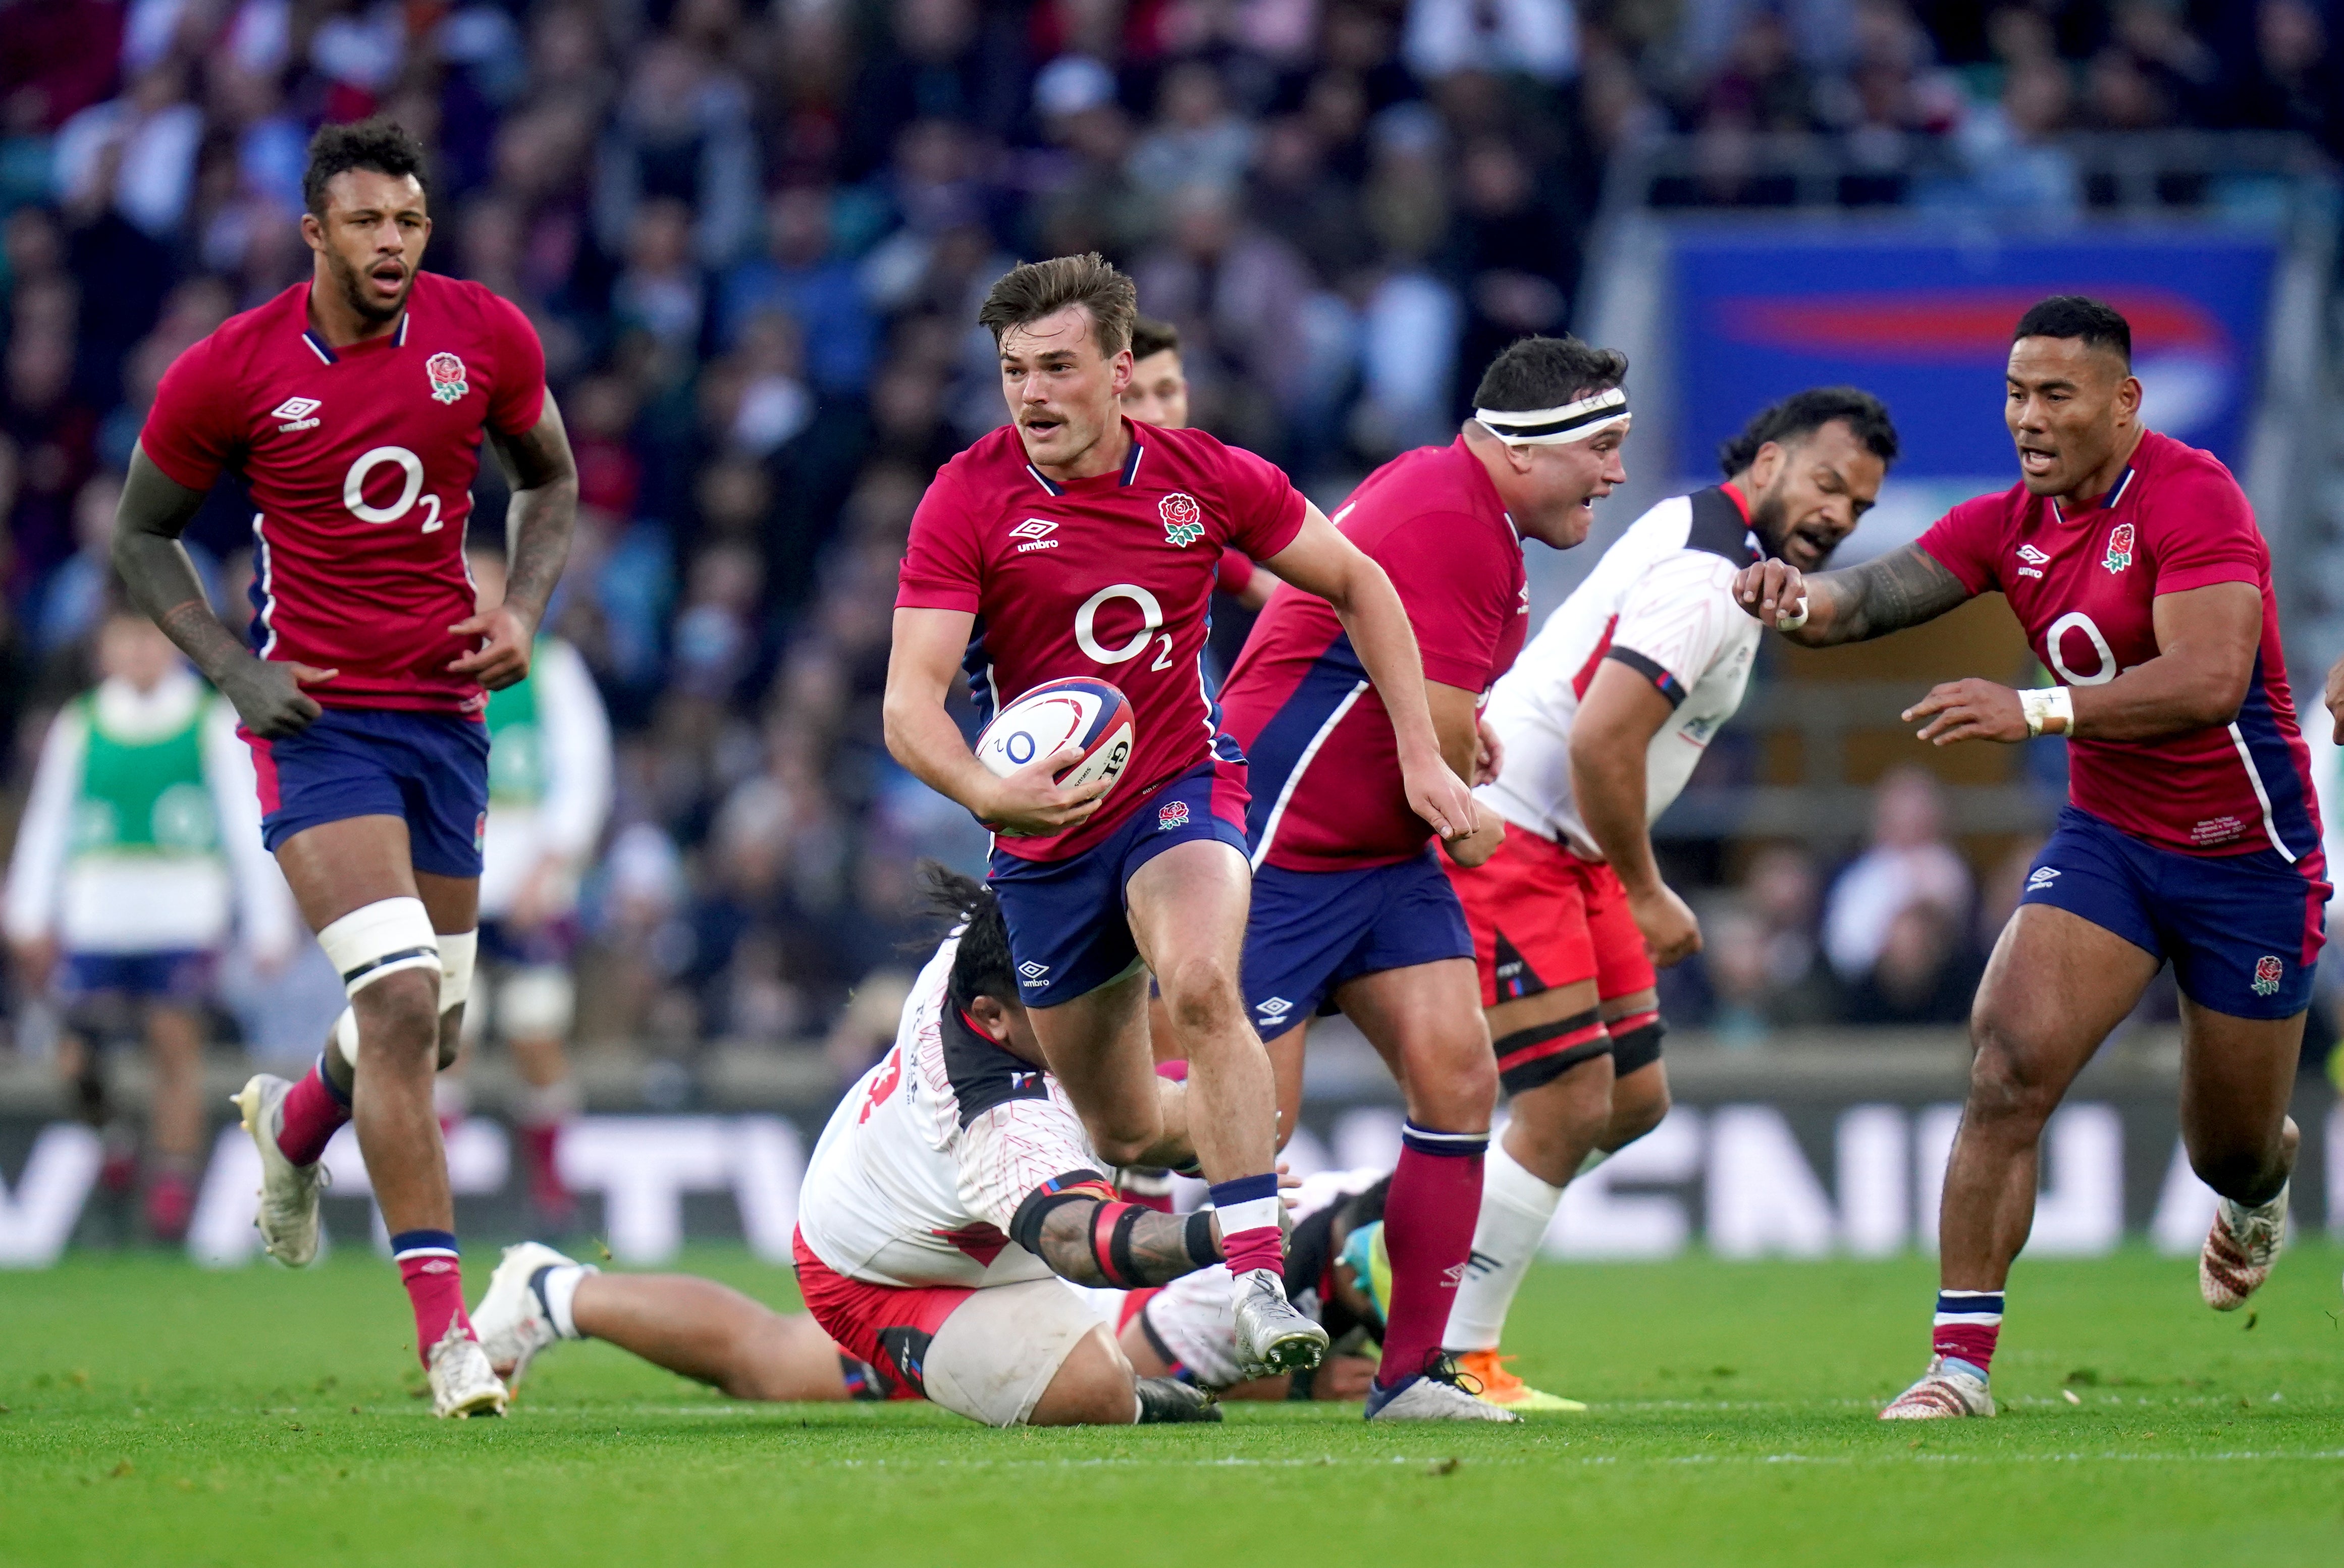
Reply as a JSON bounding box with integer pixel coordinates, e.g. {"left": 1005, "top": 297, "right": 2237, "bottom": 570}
{"left": 2183, "top": 662, "right": 2252, "bottom": 728}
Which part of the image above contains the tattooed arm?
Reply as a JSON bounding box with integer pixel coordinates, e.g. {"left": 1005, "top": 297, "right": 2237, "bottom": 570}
{"left": 1010, "top": 1180, "right": 1222, "bottom": 1289}
{"left": 1730, "top": 543, "right": 1974, "bottom": 647}
{"left": 113, "top": 444, "right": 336, "bottom": 738}
{"left": 447, "top": 395, "right": 579, "bottom": 690}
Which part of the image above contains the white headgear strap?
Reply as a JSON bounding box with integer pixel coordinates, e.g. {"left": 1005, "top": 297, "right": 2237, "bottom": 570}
{"left": 1474, "top": 387, "right": 1631, "bottom": 446}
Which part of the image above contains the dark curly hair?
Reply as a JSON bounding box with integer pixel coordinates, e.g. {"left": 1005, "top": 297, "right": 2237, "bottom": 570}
{"left": 303, "top": 118, "right": 432, "bottom": 218}
{"left": 921, "top": 863, "right": 1019, "bottom": 1013}
{"left": 1717, "top": 387, "right": 1900, "bottom": 479}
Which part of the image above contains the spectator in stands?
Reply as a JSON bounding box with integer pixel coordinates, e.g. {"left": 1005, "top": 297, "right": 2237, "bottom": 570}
{"left": 1823, "top": 766, "right": 1974, "bottom": 984}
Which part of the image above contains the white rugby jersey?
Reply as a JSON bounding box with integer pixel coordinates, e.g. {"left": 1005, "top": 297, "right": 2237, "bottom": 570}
{"left": 1481, "top": 486, "right": 1763, "bottom": 858}
{"left": 796, "top": 934, "right": 1109, "bottom": 1289}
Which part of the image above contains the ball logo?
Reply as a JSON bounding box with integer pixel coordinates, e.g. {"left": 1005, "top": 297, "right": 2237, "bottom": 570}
{"left": 1160, "top": 492, "right": 1205, "bottom": 548}
{"left": 2101, "top": 522, "right": 2135, "bottom": 574}
{"left": 427, "top": 352, "right": 471, "bottom": 405}
{"left": 1004, "top": 730, "right": 1036, "bottom": 766}
{"left": 2252, "top": 954, "right": 2283, "bottom": 996}
{"left": 1157, "top": 799, "right": 1191, "bottom": 830}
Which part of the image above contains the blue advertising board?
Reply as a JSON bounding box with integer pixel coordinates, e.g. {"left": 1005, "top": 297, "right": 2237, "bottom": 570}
{"left": 1672, "top": 227, "right": 2279, "bottom": 481}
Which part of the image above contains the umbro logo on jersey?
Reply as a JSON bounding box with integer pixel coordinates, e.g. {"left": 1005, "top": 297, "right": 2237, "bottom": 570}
{"left": 271, "top": 396, "right": 322, "bottom": 431}
{"left": 2026, "top": 866, "right": 2058, "bottom": 891}
{"left": 2017, "top": 544, "right": 2050, "bottom": 564}
{"left": 1256, "top": 997, "right": 1292, "bottom": 1019}
{"left": 1010, "top": 518, "right": 1060, "bottom": 553}
{"left": 1018, "top": 960, "right": 1050, "bottom": 987}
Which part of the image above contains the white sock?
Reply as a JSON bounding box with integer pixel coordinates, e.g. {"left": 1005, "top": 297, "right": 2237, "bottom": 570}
{"left": 540, "top": 1262, "right": 595, "bottom": 1339}
{"left": 1441, "top": 1142, "right": 1563, "bottom": 1353}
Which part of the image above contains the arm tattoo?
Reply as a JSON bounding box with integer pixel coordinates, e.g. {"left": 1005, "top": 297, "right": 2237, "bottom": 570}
{"left": 487, "top": 395, "right": 579, "bottom": 625}
{"left": 1033, "top": 1200, "right": 1217, "bottom": 1288}
{"left": 113, "top": 446, "right": 251, "bottom": 683}
{"left": 1814, "top": 544, "right": 1972, "bottom": 644}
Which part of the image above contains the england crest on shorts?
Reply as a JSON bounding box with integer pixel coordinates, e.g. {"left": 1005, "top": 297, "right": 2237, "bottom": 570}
{"left": 2252, "top": 954, "right": 2284, "bottom": 996}
{"left": 2101, "top": 521, "right": 2135, "bottom": 574}
{"left": 427, "top": 351, "right": 470, "bottom": 405}
{"left": 1157, "top": 799, "right": 1191, "bottom": 830}
{"left": 1160, "top": 492, "right": 1205, "bottom": 548}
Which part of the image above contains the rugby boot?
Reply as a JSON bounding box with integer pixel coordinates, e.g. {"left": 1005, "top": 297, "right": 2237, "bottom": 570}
{"left": 1229, "top": 1268, "right": 1330, "bottom": 1379}
{"left": 2201, "top": 1184, "right": 2287, "bottom": 1311}
{"left": 472, "top": 1241, "right": 586, "bottom": 1385}
{"left": 1135, "top": 1378, "right": 1223, "bottom": 1423}
{"left": 427, "top": 1320, "right": 509, "bottom": 1419}
{"left": 1365, "top": 1354, "right": 1518, "bottom": 1422}
{"left": 1451, "top": 1348, "right": 1587, "bottom": 1413}
{"left": 232, "top": 1074, "right": 329, "bottom": 1266}
{"left": 1878, "top": 1356, "right": 1994, "bottom": 1420}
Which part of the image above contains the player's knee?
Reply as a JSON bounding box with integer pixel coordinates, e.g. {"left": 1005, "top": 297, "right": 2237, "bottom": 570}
{"left": 1964, "top": 1019, "right": 2058, "bottom": 1128}
{"left": 1027, "top": 1326, "right": 1138, "bottom": 1427}
{"left": 2186, "top": 1139, "right": 2284, "bottom": 1202}
{"left": 1157, "top": 954, "right": 1244, "bottom": 1040}
{"left": 350, "top": 970, "right": 443, "bottom": 1064}
{"left": 1416, "top": 1048, "right": 1497, "bottom": 1129}
{"left": 1085, "top": 1113, "right": 1160, "bottom": 1169}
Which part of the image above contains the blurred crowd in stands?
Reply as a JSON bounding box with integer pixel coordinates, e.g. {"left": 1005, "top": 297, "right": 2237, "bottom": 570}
{"left": 0, "top": 0, "right": 2320, "bottom": 1067}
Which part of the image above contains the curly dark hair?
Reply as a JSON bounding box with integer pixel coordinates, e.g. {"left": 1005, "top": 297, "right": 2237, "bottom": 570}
{"left": 1717, "top": 387, "right": 1900, "bottom": 478}
{"left": 921, "top": 863, "right": 1019, "bottom": 1013}
{"left": 302, "top": 118, "right": 432, "bottom": 218}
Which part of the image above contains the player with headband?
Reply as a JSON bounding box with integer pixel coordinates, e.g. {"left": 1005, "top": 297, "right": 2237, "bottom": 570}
{"left": 1436, "top": 388, "right": 1898, "bottom": 1410}
{"left": 1214, "top": 335, "right": 1631, "bottom": 1420}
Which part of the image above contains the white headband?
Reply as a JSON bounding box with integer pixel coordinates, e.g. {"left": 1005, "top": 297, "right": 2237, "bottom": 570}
{"left": 1474, "top": 387, "right": 1631, "bottom": 445}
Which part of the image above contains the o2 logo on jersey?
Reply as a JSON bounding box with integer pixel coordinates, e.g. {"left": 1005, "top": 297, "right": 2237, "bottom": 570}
{"left": 1159, "top": 492, "right": 1205, "bottom": 548}
{"left": 2101, "top": 522, "right": 2135, "bottom": 574}
{"left": 1157, "top": 800, "right": 1191, "bottom": 831}
{"left": 2044, "top": 610, "right": 2117, "bottom": 686}
{"left": 345, "top": 446, "right": 445, "bottom": 533}
{"left": 2252, "top": 955, "right": 2284, "bottom": 997}
{"left": 425, "top": 351, "right": 470, "bottom": 405}
{"left": 1075, "top": 583, "right": 1175, "bottom": 671}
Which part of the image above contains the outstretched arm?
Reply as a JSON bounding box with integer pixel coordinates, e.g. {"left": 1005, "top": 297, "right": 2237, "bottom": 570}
{"left": 450, "top": 395, "right": 580, "bottom": 690}
{"left": 1732, "top": 544, "right": 1973, "bottom": 647}
{"left": 1012, "top": 1185, "right": 1222, "bottom": 1289}
{"left": 113, "top": 444, "right": 335, "bottom": 738}
{"left": 1261, "top": 506, "right": 1479, "bottom": 842}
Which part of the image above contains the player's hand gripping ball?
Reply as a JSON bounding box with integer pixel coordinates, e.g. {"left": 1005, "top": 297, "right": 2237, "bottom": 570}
{"left": 974, "top": 678, "right": 1136, "bottom": 797}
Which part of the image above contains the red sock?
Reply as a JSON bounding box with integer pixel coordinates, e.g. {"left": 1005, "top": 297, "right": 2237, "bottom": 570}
{"left": 521, "top": 1122, "right": 572, "bottom": 1216}
{"left": 276, "top": 1056, "right": 352, "bottom": 1166}
{"left": 1115, "top": 1169, "right": 1175, "bottom": 1213}
{"left": 392, "top": 1230, "right": 472, "bottom": 1365}
{"left": 1376, "top": 1123, "right": 1489, "bottom": 1389}
{"left": 1208, "top": 1174, "right": 1285, "bottom": 1275}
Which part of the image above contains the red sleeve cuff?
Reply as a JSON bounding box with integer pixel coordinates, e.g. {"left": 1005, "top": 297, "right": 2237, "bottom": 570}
{"left": 1216, "top": 548, "right": 1255, "bottom": 596}
{"left": 894, "top": 582, "right": 982, "bottom": 613}
{"left": 1250, "top": 490, "right": 1308, "bottom": 563}
{"left": 491, "top": 385, "right": 548, "bottom": 439}
{"left": 2153, "top": 562, "right": 2260, "bottom": 596}
{"left": 1915, "top": 538, "right": 1989, "bottom": 596}
{"left": 1419, "top": 652, "right": 1493, "bottom": 689}
{"left": 139, "top": 439, "right": 221, "bottom": 495}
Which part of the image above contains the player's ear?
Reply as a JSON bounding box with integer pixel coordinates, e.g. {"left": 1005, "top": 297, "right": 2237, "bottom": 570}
{"left": 299, "top": 212, "right": 326, "bottom": 253}
{"left": 967, "top": 994, "right": 1015, "bottom": 1042}
{"left": 2115, "top": 372, "right": 2142, "bottom": 421}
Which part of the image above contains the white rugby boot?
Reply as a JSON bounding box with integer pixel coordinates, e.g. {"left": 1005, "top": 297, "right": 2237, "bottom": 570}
{"left": 1229, "top": 1268, "right": 1330, "bottom": 1380}
{"left": 1878, "top": 1356, "right": 1995, "bottom": 1420}
{"left": 1365, "top": 1355, "right": 1520, "bottom": 1422}
{"left": 2201, "top": 1184, "right": 2287, "bottom": 1311}
{"left": 471, "top": 1241, "right": 587, "bottom": 1385}
{"left": 428, "top": 1320, "right": 509, "bottom": 1418}
{"left": 231, "top": 1074, "right": 328, "bottom": 1267}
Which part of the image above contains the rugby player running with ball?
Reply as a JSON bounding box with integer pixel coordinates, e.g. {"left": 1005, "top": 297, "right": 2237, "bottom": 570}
{"left": 883, "top": 254, "right": 1477, "bottom": 1380}
{"left": 1735, "top": 297, "right": 2326, "bottom": 1420}
{"left": 112, "top": 120, "right": 577, "bottom": 1417}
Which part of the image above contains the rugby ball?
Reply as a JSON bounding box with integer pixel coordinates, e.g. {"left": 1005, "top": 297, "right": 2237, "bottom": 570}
{"left": 974, "top": 678, "right": 1135, "bottom": 795}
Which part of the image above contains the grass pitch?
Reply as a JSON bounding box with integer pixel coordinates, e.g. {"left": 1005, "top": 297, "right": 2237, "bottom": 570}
{"left": 3, "top": 1243, "right": 2340, "bottom": 1567}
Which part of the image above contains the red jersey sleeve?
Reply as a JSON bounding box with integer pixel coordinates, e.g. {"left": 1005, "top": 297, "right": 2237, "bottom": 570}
{"left": 140, "top": 335, "right": 242, "bottom": 492}
{"left": 1914, "top": 493, "right": 2008, "bottom": 596}
{"left": 1212, "top": 442, "right": 1308, "bottom": 562}
{"left": 1376, "top": 514, "right": 1516, "bottom": 690}
{"left": 1216, "top": 547, "right": 1256, "bottom": 597}
{"left": 2144, "top": 460, "right": 2262, "bottom": 595}
{"left": 895, "top": 466, "right": 985, "bottom": 613}
{"left": 483, "top": 293, "right": 548, "bottom": 437}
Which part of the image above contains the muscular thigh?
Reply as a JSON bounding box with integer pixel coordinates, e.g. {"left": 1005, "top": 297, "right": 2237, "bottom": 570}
{"left": 274, "top": 815, "right": 422, "bottom": 931}
{"left": 1125, "top": 838, "right": 1250, "bottom": 981}
{"left": 1027, "top": 967, "right": 1155, "bottom": 1126}
{"left": 1974, "top": 904, "right": 2162, "bottom": 1073}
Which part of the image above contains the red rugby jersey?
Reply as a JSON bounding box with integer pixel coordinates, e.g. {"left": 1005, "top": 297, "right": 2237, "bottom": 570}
{"left": 140, "top": 273, "right": 547, "bottom": 713}
{"left": 1218, "top": 438, "right": 1529, "bottom": 872}
{"left": 895, "top": 418, "right": 1307, "bottom": 862}
{"left": 1917, "top": 428, "right": 2319, "bottom": 859}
